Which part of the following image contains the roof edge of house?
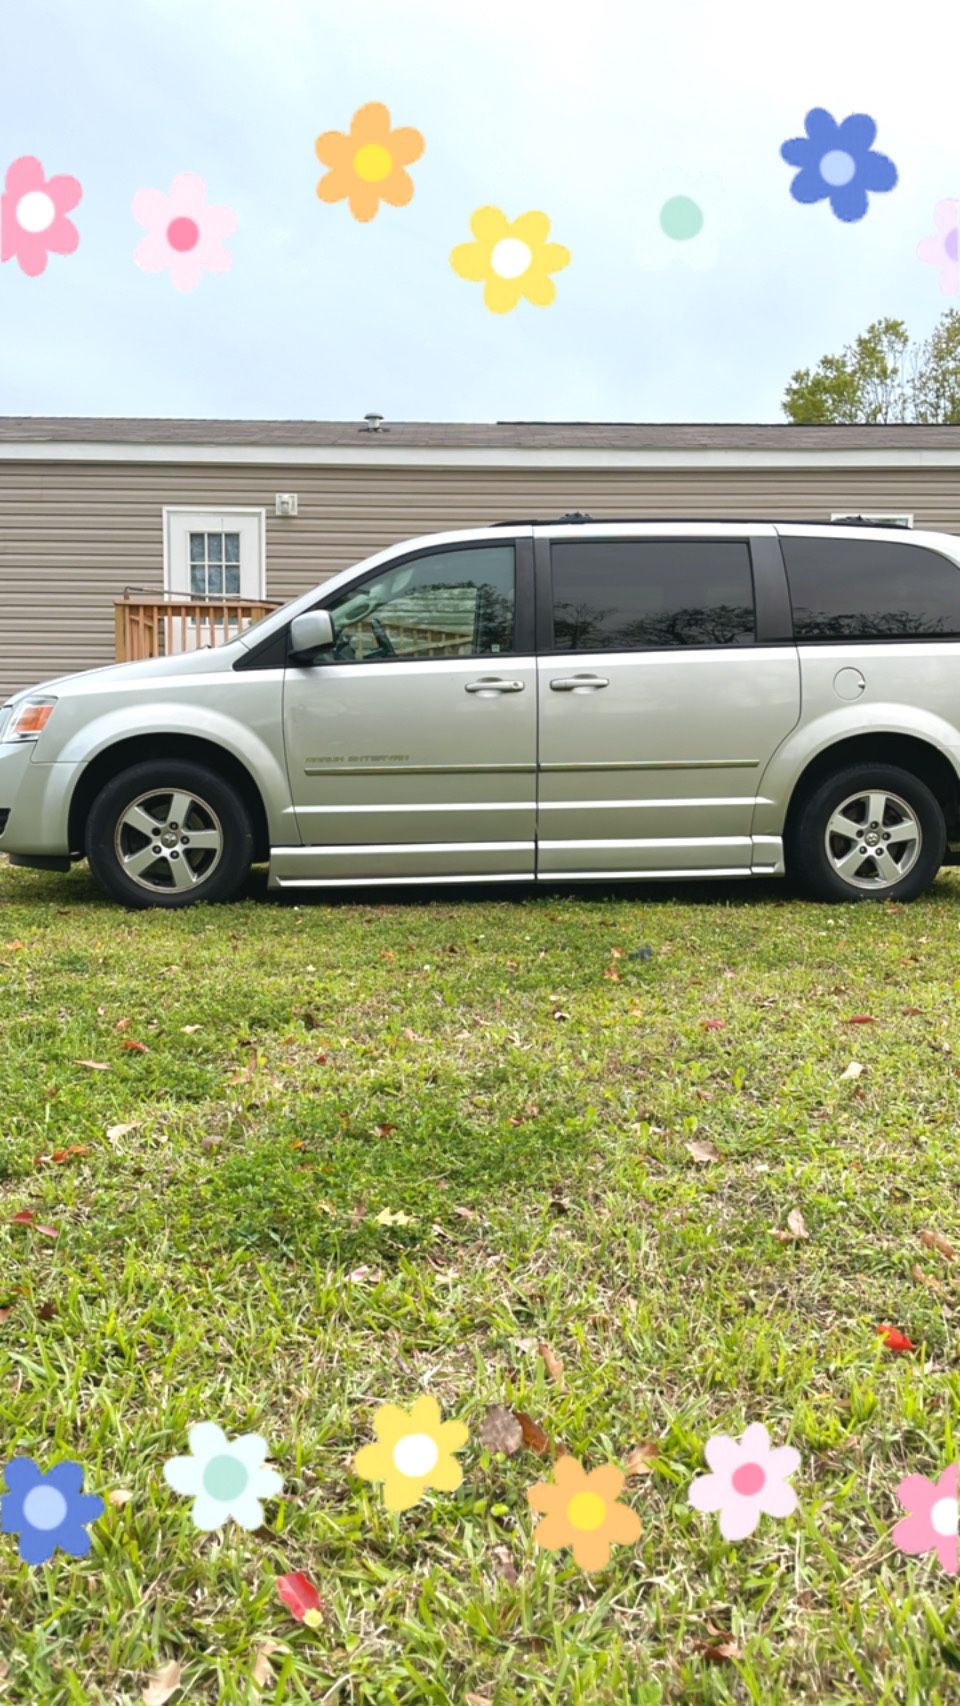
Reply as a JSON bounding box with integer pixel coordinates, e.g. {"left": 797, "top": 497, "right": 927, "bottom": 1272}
{"left": 1, "top": 416, "right": 960, "bottom": 468}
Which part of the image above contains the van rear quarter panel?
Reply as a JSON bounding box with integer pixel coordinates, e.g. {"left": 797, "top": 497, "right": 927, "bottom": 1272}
{"left": 752, "top": 644, "right": 960, "bottom": 838}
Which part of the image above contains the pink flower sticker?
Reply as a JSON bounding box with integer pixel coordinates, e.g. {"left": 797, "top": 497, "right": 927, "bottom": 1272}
{"left": 917, "top": 199, "right": 959, "bottom": 296}
{"left": 1, "top": 156, "right": 81, "bottom": 277}
{"left": 893, "top": 1464, "right": 958, "bottom": 1575}
{"left": 688, "top": 1422, "right": 800, "bottom": 1540}
{"left": 132, "top": 173, "right": 237, "bottom": 293}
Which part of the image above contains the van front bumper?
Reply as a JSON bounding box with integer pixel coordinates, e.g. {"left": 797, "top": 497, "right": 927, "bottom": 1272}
{"left": 0, "top": 745, "right": 75, "bottom": 859}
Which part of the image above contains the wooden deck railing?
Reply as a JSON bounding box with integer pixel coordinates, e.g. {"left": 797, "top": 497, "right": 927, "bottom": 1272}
{"left": 114, "top": 597, "right": 281, "bottom": 662}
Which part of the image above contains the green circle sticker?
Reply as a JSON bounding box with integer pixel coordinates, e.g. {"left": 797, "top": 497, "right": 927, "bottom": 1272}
{"left": 660, "top": 196, "right": 704, "bottom": 241}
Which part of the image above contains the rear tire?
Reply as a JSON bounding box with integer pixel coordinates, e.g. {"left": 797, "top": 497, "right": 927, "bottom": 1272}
{"left": 85, "top": 760, "right": 253, "bottom": 909}
{"left": 789, "top": 762, "right": 945, "bottom": 903}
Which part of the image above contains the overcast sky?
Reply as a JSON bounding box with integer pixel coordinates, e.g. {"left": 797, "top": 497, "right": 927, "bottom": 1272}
{"left": 1, "top": 0, "right": 957, "bottom": 424}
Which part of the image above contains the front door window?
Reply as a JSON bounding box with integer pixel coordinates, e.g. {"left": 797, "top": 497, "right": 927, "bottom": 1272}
{"left": 322, "top": 545, "right": 515, "bottom": 662}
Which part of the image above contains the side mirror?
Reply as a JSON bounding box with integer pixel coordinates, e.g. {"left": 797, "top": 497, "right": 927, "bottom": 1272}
{"left": 289, "top": 609, "right": 334, "bottom": 660}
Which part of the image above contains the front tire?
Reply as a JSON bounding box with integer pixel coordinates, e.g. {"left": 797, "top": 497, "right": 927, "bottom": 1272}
{"left": 85, "top": 760, "right": 253, "bottom": 908}
{"left": 789, "top": 763, "right": 946, "bottom": 903}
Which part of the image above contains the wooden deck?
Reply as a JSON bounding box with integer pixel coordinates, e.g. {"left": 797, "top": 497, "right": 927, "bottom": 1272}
{"left": 114, "top": 597, "right": 280, "bottom": 662}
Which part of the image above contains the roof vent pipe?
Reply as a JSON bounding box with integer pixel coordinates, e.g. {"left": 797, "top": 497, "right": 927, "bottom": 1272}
{"left": 360, "top": 412, "right": 385, "bottom": 432}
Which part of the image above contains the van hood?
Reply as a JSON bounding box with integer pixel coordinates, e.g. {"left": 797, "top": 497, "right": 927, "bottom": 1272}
{"left": 4, "top": 642, "right": 243, "bottom": 706}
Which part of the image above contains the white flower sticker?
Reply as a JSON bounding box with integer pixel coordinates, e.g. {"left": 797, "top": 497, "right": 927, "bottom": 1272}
{"left": 163, "top": 1422, "right": 282, "bottom": 1531}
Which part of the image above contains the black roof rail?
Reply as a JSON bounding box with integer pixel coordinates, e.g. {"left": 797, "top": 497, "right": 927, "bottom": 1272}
{"left": 489, "top": 515, "right": 915, "bottom": 530}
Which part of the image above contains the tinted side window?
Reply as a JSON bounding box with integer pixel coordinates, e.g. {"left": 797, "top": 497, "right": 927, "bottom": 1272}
{"left": 782, "top": 538, "right": 960, "bottom": 641}
{"left": 324, "top": 545, "right": 515, "bottom": 662}
{"left": 550, "top": 540, "right": 755, "bottom": 651}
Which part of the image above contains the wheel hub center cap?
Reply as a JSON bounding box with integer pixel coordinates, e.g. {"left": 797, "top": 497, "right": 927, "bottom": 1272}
{"left": 161, "top": 829, "right": 179, "bottom": 848}
{"left": 865, "top": 831, "right": 880, "bottom": 846}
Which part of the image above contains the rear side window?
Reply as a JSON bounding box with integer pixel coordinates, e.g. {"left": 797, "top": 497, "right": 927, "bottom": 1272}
{"left": 549, "top": 540, "right": 755, "bottom": 651}
{"left": 782, "top": 537, "right": 960, "bottom": 641}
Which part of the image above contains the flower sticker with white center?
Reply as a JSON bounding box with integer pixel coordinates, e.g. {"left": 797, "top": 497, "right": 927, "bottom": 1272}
{"left": 1, "top": 156, "right": 81, "bottom": 277}
{"left": 353, "top": 1395, "right": 468, "bottom": 1511}
{"left": 132, "top": 174, "right": 237, "bottom": 293}
{"left": 450, "top": 207, "right": 570, "bottom": 314}
{"left": 1, "top": 1457, "right": 104, "bottom": 1564}
{"left": 780, "top": 109, "right": 897, "bottom": 222}
{"left": 688, "top": 1422, "right": 800, "bottom": 1540}
{"left": 163, "top": 1423, "right": 283, "bottom": 1531}
{"left": 893, "top": 1464, "right": 958, "bottom": 1574}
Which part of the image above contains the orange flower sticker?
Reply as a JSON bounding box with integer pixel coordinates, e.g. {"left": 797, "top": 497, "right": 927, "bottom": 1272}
{"left": 527, "top": 1455, "right": 641, "bottom": 1572}
{"left": 315, "top": 102, "right": 424, "bottom": 223}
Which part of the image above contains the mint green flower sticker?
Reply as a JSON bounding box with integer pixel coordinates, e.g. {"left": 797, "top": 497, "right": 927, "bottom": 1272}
{"left": 163, "top": 1423, "right": 282, "bottom": 1531}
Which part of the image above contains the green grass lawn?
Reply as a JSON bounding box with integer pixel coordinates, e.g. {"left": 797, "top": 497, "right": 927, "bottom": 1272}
{"left": 0, "top": 860, "right": 958, "bottom": 1705}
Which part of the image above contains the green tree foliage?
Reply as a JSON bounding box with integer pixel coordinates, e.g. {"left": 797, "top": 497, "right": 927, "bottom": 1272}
{"left": 782, "top": 310, "right": 960, "bottom": 424}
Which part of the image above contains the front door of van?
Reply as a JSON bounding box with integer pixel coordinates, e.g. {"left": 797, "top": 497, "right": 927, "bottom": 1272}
{"left": 536, "top": 530, "right": 801, "bottom": 876}
{"left": 280, "top": 539, "right": 537, "bottom": 882}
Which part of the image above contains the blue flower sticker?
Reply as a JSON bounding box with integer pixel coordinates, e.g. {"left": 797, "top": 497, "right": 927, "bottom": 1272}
{"left": 780, "top": 109, "right": 897, "bottom": 222}
{"left": 1, "top": 1458, "right": 104, "bottom": 1564}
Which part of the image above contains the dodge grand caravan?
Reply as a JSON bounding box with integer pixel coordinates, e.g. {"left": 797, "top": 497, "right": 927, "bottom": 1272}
{"left": 4, "top": 516, "right": 960, "bottom": 908}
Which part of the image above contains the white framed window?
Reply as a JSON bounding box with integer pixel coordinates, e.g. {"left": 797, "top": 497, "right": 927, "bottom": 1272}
{"left": 830, "top": 512, "right": 914, "bottom": 529}
{"left": 163, "top": 507, "right": 266, "bottom": 600}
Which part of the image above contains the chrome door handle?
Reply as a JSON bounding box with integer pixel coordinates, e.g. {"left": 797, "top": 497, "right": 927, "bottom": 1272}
{"left": 465, "top": 677, "right": 525, "bottom": 695}
{"left": 549, "top": 674, "right": 610, "bottom": 692}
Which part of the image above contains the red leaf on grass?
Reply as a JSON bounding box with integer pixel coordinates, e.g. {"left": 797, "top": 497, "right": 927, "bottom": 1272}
{"left": 701, "top": 1019, "right": 726, "bottom": 1031}
{"left": 845, "top": 1015, "right": 876, "bottom": 1025}
{"left": 875, "top": 1324, "right": 916, "bottom": 1353}
{"left": 121, "top": 1039, "right": 149, "bottom": 1053}
{"left": 11, "top": 1210, "right": 35, "bottom": 1225}
{"left": 276, "top": 1570, "right": 324, "bottom": 1624}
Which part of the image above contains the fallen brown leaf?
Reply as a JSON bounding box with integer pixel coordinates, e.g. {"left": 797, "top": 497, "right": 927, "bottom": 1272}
{"left": 538, "top": 1341, "right": 564, "bottom": 1385}
{"left": 685, "top": 1139, "right": 721, "bottom": 1164}
{"left": 106, "top": 1121, "right": 140, "bottom": 1140}
{"left": 771, "top": 1207, "right": 809, "bottom": 1243}
{"left": 920, "top": 1228, "right": 957, "bottom": 1262}
{"left": 121, "top": 1039, "right": 149, "bottom": 1053}
{"left": 844, "top": 1014, "right": 876, "bottom": 1024}
{"left": 106, "top": 1488, "right": 134, "bottom": 1508}
{"left": 75, "top": 1059, "right": 109, "bottom": 1072}
{"left": 623, "top": 1441, "right": 659, "bottom": 1478}
{"left": 701, "top": 1018, "right": 726, "bottom": 1031}
{"left": 515, "top": 1411, "right": 552, "bottom": 1455}
{"left": 478, "top": 1405, "right": 523, "bottom": 1456}
{"left": 181, "top": 1024, "right": 202, "bottom": 1034}
{"left": 0, "top": 1306, "right": 12, "bottom": 1326}
{"left": 229, "top": 1050, "right": 258, "bottom": 1085}
{"left": 374, "top": 1122, "right": 397, "bottom": 1138}
{"left": 141, "top": 1659, "right": 182, "bottom": 1705}
{"left": 911, "top": 1263, "right": 944, "bottom": 1293}
{"left": 37, "top": 1301, "right": 57, "bottom": 1321}
{"left": 694, "top": 1631, "right": 743, "bottom": 1663}
{"left": 251, "top": 1642, "right": 283, "bottom": 1690}
{"left": 840, "top": 1061, "right": 864, "bottom": 1080}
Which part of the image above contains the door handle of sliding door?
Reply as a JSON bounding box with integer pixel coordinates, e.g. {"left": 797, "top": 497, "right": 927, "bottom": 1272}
{"left": 549, "top": 674, "right": 610, "bottom": 692}
{"left": 464, "top": 676, "right": 525, "bottom": 695}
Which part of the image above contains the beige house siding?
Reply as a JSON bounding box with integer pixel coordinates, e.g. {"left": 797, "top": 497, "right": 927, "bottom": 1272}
{"left": 2, "top": 454, "right": 960, "bottom": 697}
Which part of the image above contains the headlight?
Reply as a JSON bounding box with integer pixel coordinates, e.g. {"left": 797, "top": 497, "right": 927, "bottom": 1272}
{"left": 4, "top": 698, "right": 58, "bottom": 741}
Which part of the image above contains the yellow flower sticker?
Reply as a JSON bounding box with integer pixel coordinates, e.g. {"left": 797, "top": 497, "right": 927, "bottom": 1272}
{"left": 315, "top": 102, "right": 424, "bottom": 223}
{"left": 450, "top": 206, "right": 570, "bottom": 314}
{"left": 354, "top": 1396, "right": 468, "bottom": 1511}
{"left": 527, "top": 1454, "right": 641, "bottom": 1572}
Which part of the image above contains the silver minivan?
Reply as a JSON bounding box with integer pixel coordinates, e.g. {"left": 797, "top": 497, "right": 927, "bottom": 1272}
{"left": 3, "top": 515, "right": 960, "bottom": 907}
